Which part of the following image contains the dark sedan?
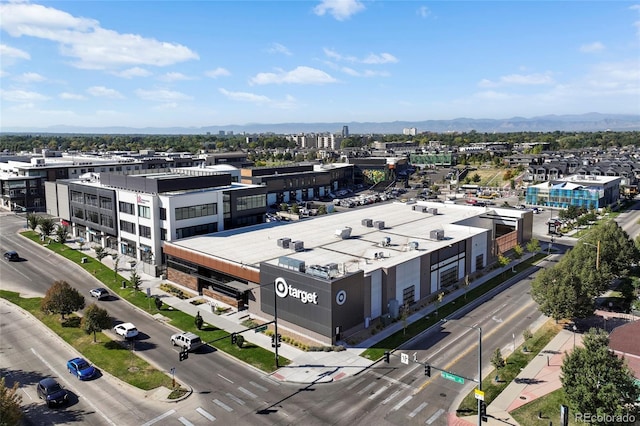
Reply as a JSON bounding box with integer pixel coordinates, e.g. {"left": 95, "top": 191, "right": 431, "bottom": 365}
{"left": 36, "top": 378, "right": 68, "bottom": 407}
{"left": 3, "top": 251, "right": 19, "bottom": 261}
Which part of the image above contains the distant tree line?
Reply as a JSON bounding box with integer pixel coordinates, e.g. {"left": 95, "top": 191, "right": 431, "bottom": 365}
{"left": 1, "top": 131, "right": 637, "bottom": 155}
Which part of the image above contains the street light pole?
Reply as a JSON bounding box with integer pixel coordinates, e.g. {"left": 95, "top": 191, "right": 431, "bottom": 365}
{"left": 444, "top": 320, "right": 482, "bottom": 426}
{"left": 273, "top": 283, "right": 279, "bottom": 368}
{"left": 582, "top": 241, "right": 600, "bottom": 270}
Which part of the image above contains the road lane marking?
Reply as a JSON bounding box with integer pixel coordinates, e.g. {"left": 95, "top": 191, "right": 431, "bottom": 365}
{"left": 178, "top": 417, "right": 194, "bottom": 426}
{"left": 196, "top": 407, "right": 216, "bottom": 422}
{"left": 426, "top": 408, "right": 445, "bottom": 424}
{"left": 392, "top": 395, "right": 412, "bottom": 411}
{"left": 368, "top": 385, "right": 388, "bottom": 400}
{"left": 250, "top": 381, "right": 268, "bottom": 392}
{"left": 416, "top": 299, "right": 537, "bottom": 393}
{"left": 408, "top": 402, "right": 428, "bottom": 418}
{"left": 217, "top": 373, "right": 233, "bottom": 383}
{"left": 213, "top": 399, "right": 233, "bottom": 412}
{"left": 30, "top": 348, "right": 116, "bottom": 426}
{"left": 369, "top": 371, "right": 412, "bottom": 389}
{"left": 381, "top": 390, "right": 401, "bottom": 405}
{"left": 238, "top": 386, "right": 257, "bottom": 399}
{"left": 141, "top": 409, "right": 176, "bottom": 426}
{"left": 225, "top": 392, "right": 245, "bottom": 405}
{"left": 356, "top": 382, "right": 376, "bottom": 395}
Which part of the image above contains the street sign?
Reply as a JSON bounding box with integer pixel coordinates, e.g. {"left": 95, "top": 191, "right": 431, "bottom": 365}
{"left": 475, "top": 389, "right": 485, "bottom": 401}
{"left": 441, "top": 371, "right": 464, "bottom": 384}
{"left": 400, "top": 353, "right": 409, "bottom": 365}
{"left": 255, "top": 325, "right": 268, "bottom": 333}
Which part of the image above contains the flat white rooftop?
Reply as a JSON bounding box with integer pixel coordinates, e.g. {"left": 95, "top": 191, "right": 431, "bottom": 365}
{"left": 169, "top": 201, "right": 523, "bottom": 276}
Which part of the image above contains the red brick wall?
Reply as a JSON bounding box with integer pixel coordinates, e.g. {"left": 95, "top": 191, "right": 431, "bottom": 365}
{"left": 167, "top": 268, "right": 197, "bottom": 292}
{"left": 202, "top": 288, "right": 242, "bottom": 310}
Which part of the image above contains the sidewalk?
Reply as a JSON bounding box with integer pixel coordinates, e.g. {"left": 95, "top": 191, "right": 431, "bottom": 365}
{"left": 62, "top": 237, "right": 584, "bottom": 422}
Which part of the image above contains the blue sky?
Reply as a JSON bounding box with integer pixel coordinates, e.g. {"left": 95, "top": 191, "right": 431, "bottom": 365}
{"left": 1, "top": 0, "right": 639, "bottom": 130}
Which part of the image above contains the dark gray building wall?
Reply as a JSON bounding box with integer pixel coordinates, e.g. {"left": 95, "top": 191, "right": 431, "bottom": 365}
{"left": 259, "top": 263, "right": 364, "bottom": 342}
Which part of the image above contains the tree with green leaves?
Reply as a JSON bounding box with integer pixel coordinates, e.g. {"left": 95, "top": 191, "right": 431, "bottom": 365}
{"left": 94, "top": 246, "right": 109, "bottom": 262}
{"left": 526, "top": 238, "right": 540, "bottom": 255}
{"left": 531, "top": 264, "right": 580, "bottom": 321}
{"left": 38, "top": 217, "right": 56, "bottom": 240}
{"left": 0, "top": 376, "right": 22, "bottom": 426}
{"left": 561, "top": 328, "right": 639, "bottom": 422}
{"left": 41, "top": 280, "right": 85, "bottom": 320}
{"left": 195, "top": 311, "right": 204, "bottom": 330}
{"left": 27, "top": 213, "right": 39, "bottom": 231}
{"left": 55, "top": 224, "right": 69, "bottom": 243}
{"left": 491, "top": 347, "right": 505, "bottom": 381}
{"left": 82, "top": 303, "right": 111, "bottom": 342}
{"left": 130, "top": 269, "right": 142, "bottom": 291}
{"left": 154, "top": 296, "right": 163, "bottom": 311}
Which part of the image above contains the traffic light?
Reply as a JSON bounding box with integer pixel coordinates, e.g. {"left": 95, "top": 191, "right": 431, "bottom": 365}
{"left": 424, "top": 365, "right": 431, "bottom": 377}
{"left": 271, "top": 335, "right": 276, "bottom": 348}
{"left": 277, "top": 334, "right": 282, "bottom": 343}
{"left": 384, "top": 351, "right": 390, "bottom": 363}
{"left": 179, "top": 348, "right": 189, "bottom": 362}
{"left": 480, "top": 401, "right": 487, "bottom": 422}
{"left": 231, "top": 333, "right": 237, "bottom": 345}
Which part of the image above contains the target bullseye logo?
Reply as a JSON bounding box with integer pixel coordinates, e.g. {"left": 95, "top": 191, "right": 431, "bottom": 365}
{"left": 275, "top": 278, "right": 288, "bottom": 298}
{"left": 274, "top": 277, "right": 318, "bottom": 304}
{"left": 336, "top": 290, "right": 347, "bottom": 305}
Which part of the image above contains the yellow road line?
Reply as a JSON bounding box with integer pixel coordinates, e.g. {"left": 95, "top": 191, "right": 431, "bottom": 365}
{"left": 415, "top": 299, "right": 536, "bottom": 393}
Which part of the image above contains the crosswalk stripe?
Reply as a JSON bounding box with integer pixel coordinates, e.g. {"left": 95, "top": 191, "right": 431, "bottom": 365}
{"left": 226, "top": 393, "right": 245, "bottom": 406}
{"left": 426, "top": 408, "right": 445, "bottom": 424}
{"left": 392, "top": 395, "right": 412, "bottom": 411}
{"left": 178, "top": 417, "right": 194, "bottom": 426}
{"left": 381, "top": 390, "right": 401, "bottom": 405}
{"left": 368, "top": 385, "right": 389, "bottom": 400}
{"left": 238, "top": 386, "right": 258, "bottom": 399}
{"left": 213, "top": 399, "right": 233, "bottom": 412}
{"left": 408, "top": 402, "right": 428, "bottom": 418}
{"left": 196, "top": 407, "right": 216, "bottom": 422}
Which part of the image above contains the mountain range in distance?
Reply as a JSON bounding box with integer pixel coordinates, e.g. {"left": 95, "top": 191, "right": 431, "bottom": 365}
{"left": 3, "top": 113, "right": 639, "bottom": 135}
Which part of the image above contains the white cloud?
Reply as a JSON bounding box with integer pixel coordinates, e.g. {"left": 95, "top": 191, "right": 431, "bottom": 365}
{"left": 205, "top": 67, "right": 231, "bottom": 78}
{"left": 1, "top": 89, "right": 49, "bottom": 102}
{"left": 340, "top": 67, "right": 389, "bottom": 77}
{"left": 314, "top": 0, "right": 365, "bottom": 21}
{"left": 218, "top": 88, "right": 298, "bottom": 109}
{"left": 267, "top": 43, "right": 292, "bottom": 56}
{"left": 219, "top": 88, "right": 271, "bottom": 104}
{"left": 417, "top": 6, "right": 431, "bottom": 18}
{"left": 14, "top": 72, "right": 46, "bottom": 83}
{"left": 249, "top": 66, "right": 337, "bottom": 85}
{"left": 474, "top": 90, "right": 513, "bottom": 100}
{"left": 324, "top": 48, "right": 397, "bottom": 64}
{"left": 0, "top": 2, "right": 199, "bottom": 70}
{"left": 158, "top": 72, "right": 192, "bottom": 82}
{"left": 135, "top": 89, "right": 193, "bottom": 102}
{"left": 479, "top": 72, "right": 555, "bottom": 87}
{"left": 0, "top": 44, "right": 31, "bottom": 60}
{"left": 579, "top": 42, "right": 605, "bottom": 53}
{"left": 86, "top": 86, "right": 124, "bottom": 99}
{"left": 362, "top": 53, "right": 398, "bottom": 64}
{"left": 59, "top": 92, "right": 87, "bottom": 100}
{"left": 115, "top": 67, "right": 152, "bottom": 78}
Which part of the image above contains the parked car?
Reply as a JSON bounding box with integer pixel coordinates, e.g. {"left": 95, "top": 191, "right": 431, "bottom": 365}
{"left": 3, "top": 251, "right": 19, "bottom": 261}
{"left": 89, "top": 288, "right": 109, "bottom": 300}
{"left": 170, "top": 331, "right": 203, "bottom": 351}
{"left": 113, "top": 322, "right": 138, "bottom": 339}
{"left": 36, "top": 378, "right": 68, "bottom": 407}
{"left": 67, "top": 357, "right": 96, "bottom": 380}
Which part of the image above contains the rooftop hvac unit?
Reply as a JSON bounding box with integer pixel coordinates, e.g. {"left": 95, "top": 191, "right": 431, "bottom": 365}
{"left": 362, "top": 218, "right": 373, "bottom": 227}
{"left": 278, "top": 256, "right": 305, "bottom": 272}
{"left": 277, "top": 237, "right": 292, "bottom": 248}
{"left": 380, "top": 236, "right": 391, "bottom": 247}
{"left": 335, "top": 226, "right": 352, "bottom": 239}
{"left": 412, "top": 205, "right": 427, "bottom": 212}
{"left": 409, "top": 241, "right": 419, "bottom": 250}
{"left": 427, "top": 208, "right": 438, "bottom": 215}
{"left": 374, "top": 252, "right": 385, "bottom": 260}
{"left": 430, "top": 229, "right": 445, "bottom": 240}
{"left": 291, "top": 240, "right": 304, "bottom": 251}
{"left": 373, "top": 220, "right": 385, "bottom": 230}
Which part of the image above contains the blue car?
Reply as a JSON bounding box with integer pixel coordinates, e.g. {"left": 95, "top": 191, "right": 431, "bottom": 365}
{"left": 67, "top": 357, "right": 96, "bottom": 380}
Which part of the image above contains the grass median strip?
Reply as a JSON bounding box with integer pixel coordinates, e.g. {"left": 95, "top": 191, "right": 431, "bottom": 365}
{"left": 19, "top": 231, "right": 288, "bottom": 373}
{"left": 0, "top": 289, "right": 173, "bottom": 392}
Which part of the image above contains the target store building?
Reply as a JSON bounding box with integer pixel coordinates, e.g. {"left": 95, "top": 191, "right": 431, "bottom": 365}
{"left": 163, "top": 201, "right": 532, "bottom": 345}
